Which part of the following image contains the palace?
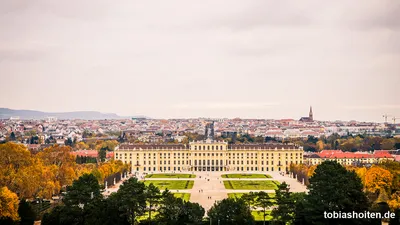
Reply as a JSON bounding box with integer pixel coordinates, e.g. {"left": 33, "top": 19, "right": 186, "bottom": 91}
{"left": 114, "top": 128, "right": 304, "bottom": 173}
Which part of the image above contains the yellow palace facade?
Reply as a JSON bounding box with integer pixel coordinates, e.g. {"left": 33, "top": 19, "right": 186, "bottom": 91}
{"left": 114, "top": 139, "right": 303, "bottom": 173}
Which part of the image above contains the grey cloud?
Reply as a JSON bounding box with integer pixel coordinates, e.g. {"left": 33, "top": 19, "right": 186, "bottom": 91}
{"left": 0, "top": 0, "right": 399, "bottom": 121}
{"left": 355, "top": 3, "right": 400, "bottom": 30}
{"left": 205, "top": 1, "right": 316, "bottom": 31}
{"left": 0, "top": 49, "right": 48, "bottom": 62}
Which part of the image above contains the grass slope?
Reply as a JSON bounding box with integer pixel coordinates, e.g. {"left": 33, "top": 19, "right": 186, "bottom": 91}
{"left": 173, "top": 193, "right": 191, "bottom": 202}
{"left": 145, "top": 173, "right": 196, "bottom": 178}
{"left": 223, "top": 180, "right": 280, "bottom": 190}
{"left": 143, "top": 180, "right": 194, "bottom": 190}
{"left": 252, "top": 211, "right": 273, "bottom": 221}
{"left": 221, "top": 174, "right": 272, "bottom": 178}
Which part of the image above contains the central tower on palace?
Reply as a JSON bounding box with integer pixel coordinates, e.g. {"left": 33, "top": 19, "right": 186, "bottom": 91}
{"left": 205, "top": 121, "right": 215, "bottom": 140}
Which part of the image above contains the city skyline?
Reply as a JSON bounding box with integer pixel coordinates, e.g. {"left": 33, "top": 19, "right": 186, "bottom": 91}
{"left": 1, "top": 0, "right": 399, "bottom": 122}
{"left": 0, "top": 106, "right": 398, "bottom": 123}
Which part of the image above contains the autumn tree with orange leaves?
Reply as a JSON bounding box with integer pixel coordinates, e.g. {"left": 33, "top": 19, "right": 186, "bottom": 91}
{"left": 37, "top": 145, "right": 77, "bottom": 188}
{"left": 365, "top": 166, "right": 393, "bottom": 193}
{"left": 0, "top": 186, "right": 20, "bottom": 222}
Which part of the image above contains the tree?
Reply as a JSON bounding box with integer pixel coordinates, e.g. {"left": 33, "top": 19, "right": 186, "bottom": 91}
{"left": 101, "top": 193, "right": 130, "bottom": 225}
{"left": 365, "top": 166, "right": 393, "bottom": 193}
{"left": 301, "top": 161, "right": 370, "bottom": 224}
{"left": 0, "top": 186, "right": 20, "bottom": 222}
{"left": 37, "top": 145, "right": 77, "bottom": 188}
{"left": 115, "top": 177, "right": 146, "bottom": 225}
{"left": 395, "top": 142, "right": 400, "bottom": 150}
{"left": 355, "top": 167, "right": 367, "bottom": 186}
{"left": 389, "top": 192, "right": 400, "bottom": 211}
{"left": 254, "top": 192, "right": 274, "bottom": 225}
{"left": 381, "top": 139, "right": 395, "bottom": 150}
{"left": 390, "top": 208, "right": 400, "bottom": 225}
{"left": 65, "top": 138, "right": 74, "bottom": 147}
{"left": 207, "top": 198, "right": 254, "bottom": 225}
{"left": 99, "top": 149, "right": 107, "bottom": 163}
{"left": 271, "top": 182, "right": 305, "bottom": 225}
{"left": 18, "top": 199, "right": 36, "bottom": 225}
{"left": 156, "top": 191, "right": 204, "bottom": 225}
{"left": 10, "top": 132, "right": 16, "bottom": 141}
{"left": 316, "top": 140, "right": 325, "bottom": 151}
{"left": 41, "top": 205, "right": 83, "bottom": 225}
{"left": 63, "top": 174, "right": 102, "bottom": 207}
{"left": 155, "top": 191, "right": 182, "bottom": 224}
{"left": 241, "top": 192, "right": 256, "bottom": 211}
{"left": 145, "top": 183, "right": 161, "bottom": 222}
{"left": 254, "top": 136, "right": 265, "bottom": 143}
{"left": 0, "top": 143, "right": 39, "bottom": 198}
{"left": 76, "top": 142, "right": 89, "bottom": 150}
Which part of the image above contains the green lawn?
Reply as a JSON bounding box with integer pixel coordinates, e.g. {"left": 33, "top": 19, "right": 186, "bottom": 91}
{"left": 228, "top": 192, "right": 276, "bottom": 200}
{"left": 221, "top": 174, "right": 272, "bottom": 179}
{"left": 145, "top": 173, "right": 196, "bottom": 178}
{"left": 252, "top": 211, "right": 272, "bottom": 221}
{"left": 173, "top": 193, "right": 191, "bottom": 201}
{"left": 223, "top": 180, "right": 280, "bottom": 190}
{"left": 143, "top": 180, "right": 194, "bottom": 190}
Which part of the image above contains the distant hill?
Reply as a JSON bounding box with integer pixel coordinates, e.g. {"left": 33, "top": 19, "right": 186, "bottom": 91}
{"left": 0, "top": 108, "right": 143, "bottom": 120}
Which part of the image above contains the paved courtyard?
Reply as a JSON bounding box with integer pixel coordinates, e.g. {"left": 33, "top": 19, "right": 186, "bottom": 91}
{"left": 104, "top": 171, "right": 307, "bottom": 211}
{"left": 141, "top": 171, "right": 307, "bottom": 211}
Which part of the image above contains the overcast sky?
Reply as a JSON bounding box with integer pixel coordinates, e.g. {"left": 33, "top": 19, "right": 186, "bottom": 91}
{"left": 0, "top": 0, "right": 399, "bottom": 122}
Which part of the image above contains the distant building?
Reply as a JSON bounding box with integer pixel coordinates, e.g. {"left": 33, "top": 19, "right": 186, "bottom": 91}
{"left": 304, "top": 150, "right": 394, "bottom": 166}
{"left": 299, "top": 106, "right": 314, "bottom": 122}
{"left": 71, "top": 150, "right": 114, "bottom": 159}
{"left": 46, "top": 117, "right": 58, "bottom": 123}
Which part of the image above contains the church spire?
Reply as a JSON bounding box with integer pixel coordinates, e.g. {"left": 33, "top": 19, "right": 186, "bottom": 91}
{"left": 309, "top": 106, "right": 313, "bottom": 121}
